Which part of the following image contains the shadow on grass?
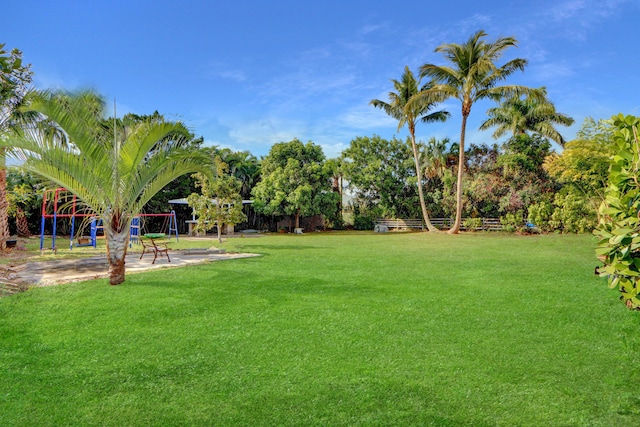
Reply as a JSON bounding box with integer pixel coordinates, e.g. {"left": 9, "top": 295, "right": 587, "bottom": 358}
{"left": 232, "top": 244, "right": 325, "bottom": 252}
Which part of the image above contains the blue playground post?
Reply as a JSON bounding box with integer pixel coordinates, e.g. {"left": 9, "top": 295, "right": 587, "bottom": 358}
{"left": 70, "top": 215, "right": 75, "bottom": 250}
{"left": 129, "top": 216, "right": 140, "bottom": 247}
{"left": 39, "top": 213, "right": 45, "bottom": 251}
{"left": 90, "top": 217, "right": 102, "bottom": 247}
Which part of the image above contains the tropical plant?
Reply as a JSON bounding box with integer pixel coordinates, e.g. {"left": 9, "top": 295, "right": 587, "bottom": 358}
{"left": 0, "top": 44, "right": 33, "bottom": 249}
{"left": 6, "top": 168, "right": 43, "bottom": 235}
{"left": 6, "top": 182, "right": 34, "bottom": 236}
{"left": 188, "top": 156, "right": 246, "bottom": 244}
{"left": 341, "top": 135, "right": 419, "bottom": 219}
{"left": 418, "top": 30, "right": 533, "bottom": 233}
{"left": 544, "top": 117, "right": 613, "bottom": 217}
{"left": 421, "top": 137, "right": 452, "bottom": 180}
{"left": 594, "top": 114, "right": 640, "bottom": 309}
{"left": 217, "top": 148, "right": 260, "bottom": 200}
{"left": 1, "top": 90, "right": 210, "bottom": 284}
{"left": 370, "top": 66, "right": 449, "bottom": 231}
{"left": 479, "top": 87, "right": 574, "bottom": 146}
{"left": 252, "top": 139, "right": 338, "bottom": 230}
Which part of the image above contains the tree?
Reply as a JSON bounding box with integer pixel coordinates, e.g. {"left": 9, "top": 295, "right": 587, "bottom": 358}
{"left": 544, "top": 117, "right": 612, "bottom": 207}
{"left": 341, "top": 135, "right": 419, "bottom": 219}
{"left": 6, "top": 168, "right": 43, "bottom": 235}
{"left": 325, "top": 157, "right": 345, "bottom": 228}
{"left": 252, "top": 139, "right": 338, "bottom": 230}
{"left": 0, "top": 44, "right": 32, "bottom": 250}
{"left": 418, "top": 30, "right": 533, "bottom": 233}
{"left": 2, "top": 90, "right": 209, "bottom": 285}
{"left": 480, "top": 87, "right": 574, "bottom": 146}
{"left": 594, "top": 114, "right": 640, "bottom": 309}
{"left": 421, "top": 137, "right": 452, "bottom": 181}
{"left": 6, "top": 182, "right": 34, "bottom": 236}
{"left": 217, "top": 148, "right": 260, "bottom": 200}
{"left": 187, "top": 156, "right": 246, "bottom": 244}
{"left": 132, "top": 113, "right": 203, "bottom": 234}
{"left": 370, "top": 66, "right": 449, "bottom": 231}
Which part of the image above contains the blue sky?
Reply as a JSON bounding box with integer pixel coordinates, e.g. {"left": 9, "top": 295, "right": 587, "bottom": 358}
{"left": 4, "top": 0, "right": 639, "bottom": 158}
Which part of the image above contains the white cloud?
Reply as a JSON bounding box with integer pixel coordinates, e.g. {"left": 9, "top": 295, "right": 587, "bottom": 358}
{"left": 544, "top": 0, "right": 634, "bottom": 40}
{"left": 548, "top": 0, "right": 586, "bottom": 21}
{"left": 216, "top": 70, "right": 247, "bottom": 82}
{"left": 226, "top": 116, "right": 304, "bottom": 147}
{"left": 339, "top": 105, "right": 397, "bottom": 130}
{"left": 529, "top": 62, "right": 575, "bottom": 83}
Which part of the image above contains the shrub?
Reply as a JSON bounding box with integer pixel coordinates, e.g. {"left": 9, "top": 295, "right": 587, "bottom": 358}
{"left": 353, "top": 215, "right": 374, "bottom": 230}
{"left": 500, "top": 211, "right": 524, "bottom": 233}
{"left": 550, "top": 190, "right": 597, "bottom": 233}
{"left": 527, "top": 200, "right": 554, "bottom": 232}
{"left": 463, "top": 217, "right": 483, "bottom": 231}
{"left": 594, "top": 114, "right": 640, "bottom": 309}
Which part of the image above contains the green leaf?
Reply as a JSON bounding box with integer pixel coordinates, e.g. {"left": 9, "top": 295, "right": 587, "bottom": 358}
{"left": 612, "top": 227, "right": 635, "bottom": 236}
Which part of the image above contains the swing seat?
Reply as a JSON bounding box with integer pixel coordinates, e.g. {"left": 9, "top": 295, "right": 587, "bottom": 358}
{"left": 139, "top": 237, "right": 171, "bottom": 264}
{"left": 76, "top": 236, "right": 91, "bottom": 246}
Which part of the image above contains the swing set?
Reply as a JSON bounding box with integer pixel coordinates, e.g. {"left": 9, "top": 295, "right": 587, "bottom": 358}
{"left": 39, "top": 188, "right": 178, "bottom": 251}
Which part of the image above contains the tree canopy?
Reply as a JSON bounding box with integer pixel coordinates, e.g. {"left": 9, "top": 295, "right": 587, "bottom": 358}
{"left": 252, "top": 139, "right": 338, "bottom": 229}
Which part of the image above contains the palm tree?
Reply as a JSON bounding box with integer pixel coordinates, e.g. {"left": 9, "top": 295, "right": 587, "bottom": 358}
{"left": 2, "top": 90, "right": 210, "bottom": 284}
{"left": 479, "top": 87, "right": 574, "bottom": 146}
{"left": 370, "top": 66, "right": 449, "bottom": 232}
{"left": 418, "top": 30, "right": 533, "bottom": 234}
{"left": 0, "top": 44, "right": 33, "bottom": 250}
{"left": 422, "top": 136, "right": 451, "bottom": 180}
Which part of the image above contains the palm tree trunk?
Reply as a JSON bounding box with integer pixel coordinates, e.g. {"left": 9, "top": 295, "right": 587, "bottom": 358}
{"left": 0, "top": 150, "right": 9, "bottom": 250}
{"left": 16, "top": 207, "right": 30, "bottom": 236}
{"left": 409, "top": 132, "right": 438, "bottom": 232}
{"left": 105, "top": 221, "right": 130, "bottom": 285}
{"left": 449, "top": 112, "right": 468, "bottom": 234}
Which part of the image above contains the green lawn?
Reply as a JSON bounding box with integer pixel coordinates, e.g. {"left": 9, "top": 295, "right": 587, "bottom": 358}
{"left": 2, "top": 232, "right": 640, "bottom": 426}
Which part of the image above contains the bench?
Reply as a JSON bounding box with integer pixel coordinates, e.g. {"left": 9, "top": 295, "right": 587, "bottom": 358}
{"left": 139, "top": 237, "right": 171, "bottom": 264}
{"left": 375, "top": 219, "right": 424, "bottom": 231}
{"left": 375, "top": 218, "right": 503, "bottom": 231}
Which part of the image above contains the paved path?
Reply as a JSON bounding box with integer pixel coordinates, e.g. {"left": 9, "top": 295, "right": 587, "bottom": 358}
{"left": 3, "top": 250, "right": 259, "bottom": 287}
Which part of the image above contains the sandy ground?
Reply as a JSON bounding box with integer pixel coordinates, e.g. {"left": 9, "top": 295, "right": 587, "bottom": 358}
{"left": 1, "top": 249, "right": 259, "bottom": 287}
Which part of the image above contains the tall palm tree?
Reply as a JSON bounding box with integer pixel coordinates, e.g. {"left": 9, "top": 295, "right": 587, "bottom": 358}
{"left": 479, "top": 87, "right": 574, "bottom": 146}
{"left": 2, "top": 90, "right": 210, "bottom": 284}
{"left": 0, "top": 44, "right": 32, "bottom": 250}
{"left": 370, "top": 65, "right": 449, "bottom": 232}
{"left": 418, "top": 30, "right": 533, "bottom": 234}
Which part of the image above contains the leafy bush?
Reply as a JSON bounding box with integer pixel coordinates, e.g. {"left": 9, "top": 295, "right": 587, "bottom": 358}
{"left": 500, "top": 211, "right": 524, "bottom": 233}
{"left": 463, "top": 217, "right": 483, "bottom": 231}
{"left": 353, "top": 215, "right": 374, "bottom": 230}
{"left": 594, "top": 114, "right": 640, "bottom": 309}
{"left": 527, "top": 200, "right": 554, "bottom": 232}
{"left": 549, "top": 190, "right": 597, "bottom": 233}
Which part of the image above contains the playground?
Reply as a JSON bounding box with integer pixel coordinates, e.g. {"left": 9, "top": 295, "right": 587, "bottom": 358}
{"left": 0, "top": 188, "right": 261, "bottom": 290}
{"left": 39, "top": 188, "right": 180, "bottom": 252}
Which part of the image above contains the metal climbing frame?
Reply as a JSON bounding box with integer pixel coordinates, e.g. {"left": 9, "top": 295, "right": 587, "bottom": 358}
{"left": 39, "top": 188, "right": 178, "bottom": 251}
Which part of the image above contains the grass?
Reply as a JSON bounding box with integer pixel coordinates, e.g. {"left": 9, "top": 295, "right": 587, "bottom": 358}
{"left": 2, "top": 232, "right": 640, "bottom": 425}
